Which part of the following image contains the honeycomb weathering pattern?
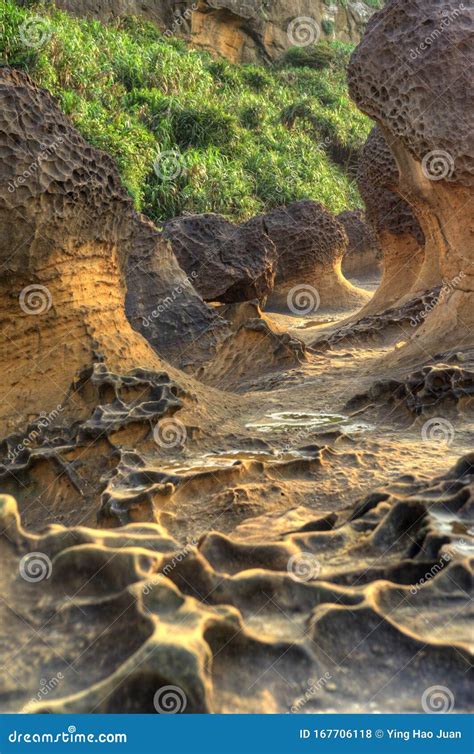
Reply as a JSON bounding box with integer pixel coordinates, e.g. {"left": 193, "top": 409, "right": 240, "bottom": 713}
{"left": 264, "top": 200, "right": 348, "bottom": 283}
{"left": 348, "top": 0, "right": 474, "bottom": 186}
{"left": 263, "top": 201, "right": 369, "bottom": 310}
{"left": 0, "top": 66, "right": 231, "bottom": 427}
{"left": 0, "top": 452, "right": 472, "bottom": 713}
{"left": 0, "top": 67, "right": 134, "bottom": 273}
{"left": 357, "top": 127, "right": 424, "bottom": 243}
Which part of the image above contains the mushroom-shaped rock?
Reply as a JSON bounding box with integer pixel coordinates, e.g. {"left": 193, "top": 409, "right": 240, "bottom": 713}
{"left": 356, "top": 127, "right": 427, "bottom": 315}
{"left": 338, "top": 209, "right": 382, "bottom": 280}
{"left": 0, "top": 68, "right": 209, "bottom": 430}
{"left": 349, "top": 0, "right": 474, "bottom": 358}
{"left": 163, "top": 213, "right": 277, "bottom": 304}
{"left": 265, "top": 201, "right": 369, "bottom": 313}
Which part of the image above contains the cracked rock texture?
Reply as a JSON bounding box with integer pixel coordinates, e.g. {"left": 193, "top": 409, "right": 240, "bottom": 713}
{"left": 349, "top": 0, "right": 474, "bottom": 362}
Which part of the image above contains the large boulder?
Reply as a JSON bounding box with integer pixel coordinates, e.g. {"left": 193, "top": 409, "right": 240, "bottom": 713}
{"left": 265, "top": 201, "right": 369, "bottom": 312}
{"left": 125, "top": 215, "right": 228, "bottom": 372}
{"left": 349, "top": 0, "right": 474, "bottom": 358}
{"left": 163, "top": 213, "right": 277, "bottom": 304}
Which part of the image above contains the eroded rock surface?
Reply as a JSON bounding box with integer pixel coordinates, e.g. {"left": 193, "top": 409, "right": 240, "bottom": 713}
{"left": 338, "top": 209, "right": 382, "bottom": 280}
{"left": 1, "top": 453, "right": 472, "bottom": 713}
{"left": 43, "top": 0, "right": 377, "bottom": 61}
{"left": 0, "top": 68, "right": 217, "bottom": 430}
{"left": 349, "top": 0, "right": 474, "bottom": 361}
{"left": 356, "top": 127, "right": 427, "bottom": 314}
{"left": 163, "top": 213, "right": 277, "bottom": 304}
{"left": 125, "top": 214, "right": 229, "bottom": 370}
{"left": 265, "top": 201, "right": 369, "bottom": 312}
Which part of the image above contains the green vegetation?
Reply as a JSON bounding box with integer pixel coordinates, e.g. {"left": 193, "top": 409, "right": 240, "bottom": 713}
{"left": 0, "top": 1, "right": 373, "bottom": 223}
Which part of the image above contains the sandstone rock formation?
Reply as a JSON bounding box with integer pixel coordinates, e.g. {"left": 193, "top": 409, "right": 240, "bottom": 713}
{"left": 198, "top": 302, "right": 306, "bottom": 391}
{"left": 125, "top": 214, "right": 228, "bottom": 371}
{"left": 356, "top": 127, "right": 427, "bottom": 314}
{"left": 349, "top": 0, "right": 474, "bottom": 359}
{"left": 338, "top": 209, "right": 382, "bottom": 280}
{"left": 163, "top": 213, "right": 277, "bottom": 304}
{"left": 40, "top": 0, "right": 377, "bottom": 61}
{"left": 1, "top": 452, "right": 472, "bottom": 712}
{"left": 264, "top": 201, "right": 369, "bottom": 312}
{"left": 0, "top": 68, "right": 216, "bottom": 431}
{"left": 191, "top": 0, "right": 377, "bottom": 64}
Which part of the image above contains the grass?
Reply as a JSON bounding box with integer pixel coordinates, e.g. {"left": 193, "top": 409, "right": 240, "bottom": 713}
{"left": 0, "top": 1, "right": 374, "bottom": 223}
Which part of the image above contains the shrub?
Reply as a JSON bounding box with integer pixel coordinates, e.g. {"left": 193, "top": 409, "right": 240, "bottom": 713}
{"left": 283, "top": 42, "right": 338, "bottom": 70}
